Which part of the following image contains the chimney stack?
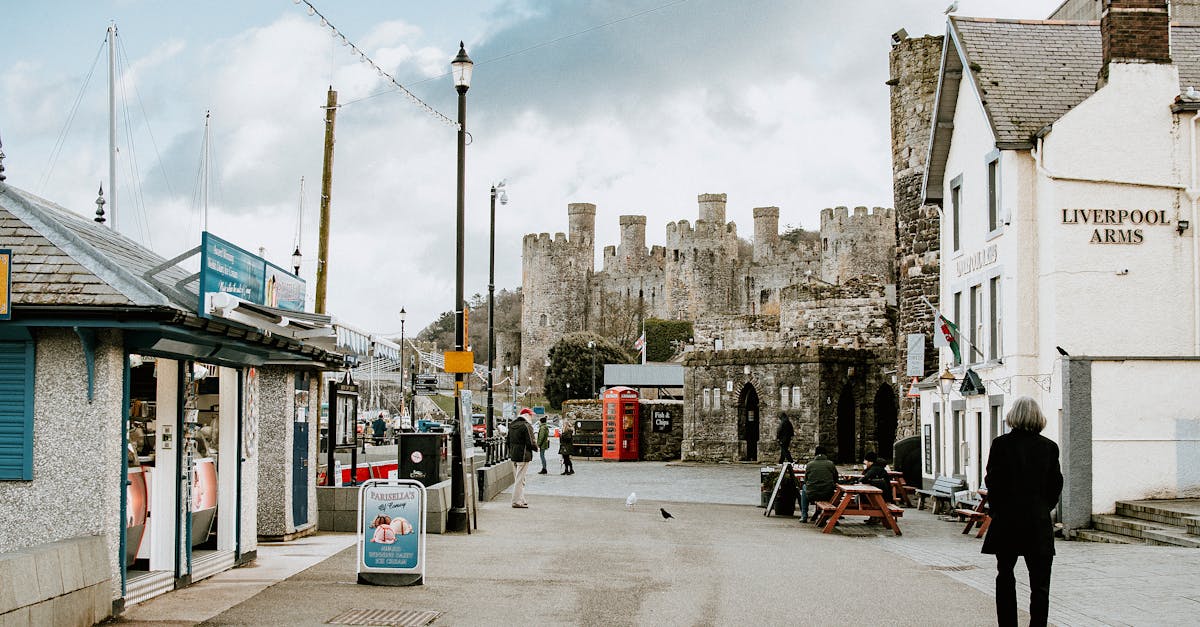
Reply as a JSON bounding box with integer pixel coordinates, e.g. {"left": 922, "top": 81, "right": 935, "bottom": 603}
{"left": 1101, "top": 0, "right": 1171, "bottom": 76}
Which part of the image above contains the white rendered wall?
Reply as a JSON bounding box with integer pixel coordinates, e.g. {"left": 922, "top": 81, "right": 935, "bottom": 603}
{"left": 1089, "top": 360, "right": 1200, "bottom": 512}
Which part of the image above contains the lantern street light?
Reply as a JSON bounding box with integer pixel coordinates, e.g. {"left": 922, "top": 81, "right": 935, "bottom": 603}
{"left": 291, "top": 246, "right": 302, "bottom": 277}
{"left": 448, "top": 41, "right": 473, "bottom": 533}
{"left": 938, "top": 366, "right": 956, "bottom": 477}
{"left": 486, "top": 181, "right": 508, "bottom": 440}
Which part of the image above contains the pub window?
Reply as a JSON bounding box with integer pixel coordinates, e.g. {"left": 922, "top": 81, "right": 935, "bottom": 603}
{"left": 989, "top": 276, "right": 1001, "bottom": 361}
{"left": 953, "top": 291, "right": 963, "bottom": 366}
{"left": 780, "top": 386, "right": 789, "bottom": 408}
{"left": 987, "top": 157, "right": 1000, "bottom": 232}
{"left": 951, "top": 178, "right": 962, "bottom": 252}
{"left": 969, "top": 285, "right": 981, "bottom": 364}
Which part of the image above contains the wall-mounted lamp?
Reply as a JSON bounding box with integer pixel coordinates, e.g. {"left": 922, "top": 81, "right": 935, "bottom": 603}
{"left": 1177, "top": 219, "right": 1190, "bottom": 235}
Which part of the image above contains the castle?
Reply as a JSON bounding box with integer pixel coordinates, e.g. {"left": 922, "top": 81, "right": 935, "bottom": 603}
{"left": 520, "top": 194, "right": 905, "bottom": 464}
{"left": 520, "top": 194, "right": 897, "bottom": 388}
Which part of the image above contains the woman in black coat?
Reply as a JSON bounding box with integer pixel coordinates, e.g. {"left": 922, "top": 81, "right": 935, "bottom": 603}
{"left": 982, "top": 396, "right": 1063, "bottom": 627}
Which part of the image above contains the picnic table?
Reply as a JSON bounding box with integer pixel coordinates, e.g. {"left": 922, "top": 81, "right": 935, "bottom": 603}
{"left": 888, "top": 470, "right": 914, "bottom": 507}
{"left": 951, "top": 488, "right": 990, "bottom": 537}
{"left": 813, "top": 484, "right": 903, "bottom": 536}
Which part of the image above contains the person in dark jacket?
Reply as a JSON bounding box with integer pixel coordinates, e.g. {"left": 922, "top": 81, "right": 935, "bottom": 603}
{"left": 982, "top": 396, "right": 1063, "bottom": 627}
{"left": 800, "top": 446, "right": 838, "bottom": 523}
{"left": 559, "top": 423, "right": 575, "bottom": 475}
{"left": 371, "top": 412, "right": 387, "bottom": 446}
{"left": 776, "top": 413, "right": 794, "bottom": 463}
{"left": 506, "top": 408, "right": 538, "bottom": 508}
{"left": 860, "top": 451, "right": 893, "bottom": 502}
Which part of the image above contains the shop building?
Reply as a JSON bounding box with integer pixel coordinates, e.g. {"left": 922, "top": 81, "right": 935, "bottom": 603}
{"left": 913, "top": 1, "right": 1200, "bottom": 531}
{"left": 0, "top": 181, "right": 346, "bottom": 619}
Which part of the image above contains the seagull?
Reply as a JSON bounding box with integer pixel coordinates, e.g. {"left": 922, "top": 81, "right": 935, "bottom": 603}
{"left": 1185, "top": 86, "right": 1200, "bottom": 101}
{"left": 660, "top": 508, "right": 674, "bottom": 520}
{"left": 626, "top": 492, "right": 637, "bottom": 511}
{"left": 944, "top": 1, "right": 959, "bottom": 14}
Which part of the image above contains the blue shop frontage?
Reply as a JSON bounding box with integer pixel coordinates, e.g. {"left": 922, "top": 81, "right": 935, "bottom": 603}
{"left": 0, "top": 182, "right": 349, "bottom": 621}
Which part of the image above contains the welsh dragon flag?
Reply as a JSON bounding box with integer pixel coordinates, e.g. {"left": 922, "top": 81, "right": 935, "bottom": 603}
{"left": 923, "top": 296, "right": 962, "bottom": 363}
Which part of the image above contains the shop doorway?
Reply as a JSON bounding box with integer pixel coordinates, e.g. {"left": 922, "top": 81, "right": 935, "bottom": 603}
{"left": 836, "top": 386, "right": 856, "bottom": 463}
{"left": 873, "top": 384, "right": 898, "bottom": 461}
{"left": 738, "top": 384, "right": 760, "bottom": 461}
{"left": 188, "top": 364, "right": 241, "bottom": 582}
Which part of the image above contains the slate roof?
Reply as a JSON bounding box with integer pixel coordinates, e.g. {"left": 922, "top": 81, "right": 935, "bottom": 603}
{"left": 924, "top": 18, "right": 1200, "bottom": 201}
{"left": 0, "top": 183, "right": 195, "bottom": 309}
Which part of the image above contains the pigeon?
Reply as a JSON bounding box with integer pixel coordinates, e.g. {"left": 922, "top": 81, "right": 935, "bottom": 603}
{"left": 625, "top": 492, "right": 637, "bottom": 511}
{"left": 660, "top": 507, "right": 674, "bottom": 520}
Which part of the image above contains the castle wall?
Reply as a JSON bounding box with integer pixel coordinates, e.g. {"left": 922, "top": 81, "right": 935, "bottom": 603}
{"left": 819, "top": 206, "right": 897, "bottom": 284}
{"left": 890, "top": 35, "right": 944, "bottom": 437}
{"left": 520, "top": 204, "right": 595, "bottom": 388}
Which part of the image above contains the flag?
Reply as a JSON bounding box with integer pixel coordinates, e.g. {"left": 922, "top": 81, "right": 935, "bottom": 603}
{"left": 632, "top": 334, "right": 645, "bottom": 351}
{"left": 921, "top": 296, "right": 962, "bottom": 363}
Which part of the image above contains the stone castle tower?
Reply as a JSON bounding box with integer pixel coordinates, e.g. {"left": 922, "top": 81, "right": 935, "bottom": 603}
{"left": 521, "top": 194, "right": 897, "bottom": 388}
{"left": 889, "top": 34, "right": 945, "bottom": 437}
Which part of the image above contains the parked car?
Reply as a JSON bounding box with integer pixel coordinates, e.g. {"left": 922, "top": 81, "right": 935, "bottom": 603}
{"left": 471, "top": 414, "right": 487, "bottom": 445}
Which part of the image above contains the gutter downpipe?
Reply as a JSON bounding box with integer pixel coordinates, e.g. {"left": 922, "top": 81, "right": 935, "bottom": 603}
{"left": 1190, "top": 113, "right": 1199, "bottom": 355}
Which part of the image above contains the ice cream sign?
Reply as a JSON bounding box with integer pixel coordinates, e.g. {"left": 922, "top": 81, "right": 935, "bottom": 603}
{"left": 199, "top": 231, "right": 305, "bottom": 315}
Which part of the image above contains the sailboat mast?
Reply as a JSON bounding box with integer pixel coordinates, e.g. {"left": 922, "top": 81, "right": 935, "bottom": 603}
{"left": 107, "top": 22, "right": 117, "bottom": 231}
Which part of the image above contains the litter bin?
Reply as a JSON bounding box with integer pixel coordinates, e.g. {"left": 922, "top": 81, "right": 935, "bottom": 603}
{"left": 398, "top": 432, "right": 450, "bottom": 487}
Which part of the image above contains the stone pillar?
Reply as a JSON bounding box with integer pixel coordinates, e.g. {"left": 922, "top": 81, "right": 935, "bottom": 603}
{"left": 697, "top": 193, "right": 727, "bottom": 224}
{"left": 752, "top": 206, "right": 779, "bottom": 262}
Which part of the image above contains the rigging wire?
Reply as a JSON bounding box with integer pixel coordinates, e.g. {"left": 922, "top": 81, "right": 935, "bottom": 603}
{"left": 37, "top": 39, "right": 106, "bottom": 193}
{"left": 118, "top": 36, "right": 177, "bottom": 203}
{"left": 115, "top": 38, "right": 154, "bottom": 247}
{"left": 335, "top": 0, "right": 691, "bottom": 109}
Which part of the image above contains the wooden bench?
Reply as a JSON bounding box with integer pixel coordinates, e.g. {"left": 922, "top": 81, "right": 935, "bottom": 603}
{"left": 913, "top": 476, "right": 966, "bottom": 514}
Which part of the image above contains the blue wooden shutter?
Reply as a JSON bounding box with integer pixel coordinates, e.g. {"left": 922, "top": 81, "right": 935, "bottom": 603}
{"left": 0, "top": 341, "right": 34, "bottom": 480}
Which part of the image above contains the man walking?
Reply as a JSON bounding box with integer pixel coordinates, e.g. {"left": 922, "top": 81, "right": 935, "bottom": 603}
{"left": 507, "top": 408, "right": 538, "bottom": 508}
{"left": 536, "top": 415, "right": 551, "bottom": 474}
{"left": 776, "top": 413, "right": 794, "bottom": 463}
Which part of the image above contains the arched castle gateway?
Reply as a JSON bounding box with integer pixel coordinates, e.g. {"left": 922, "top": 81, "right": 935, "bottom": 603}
{"left": 520, "top": 193, "right": 901, "bottom": 463}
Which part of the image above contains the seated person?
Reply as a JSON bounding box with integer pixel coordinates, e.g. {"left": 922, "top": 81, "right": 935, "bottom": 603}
{"left": 860, "top": 451, "right": 893, "bottom": 502}
{"left": 800, "top": 446, "right": 838, "bottom": 523}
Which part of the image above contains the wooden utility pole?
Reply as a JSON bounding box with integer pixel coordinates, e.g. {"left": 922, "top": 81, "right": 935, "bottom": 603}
{"left": 315, "top": 87, "right": 337, "bottom": 314}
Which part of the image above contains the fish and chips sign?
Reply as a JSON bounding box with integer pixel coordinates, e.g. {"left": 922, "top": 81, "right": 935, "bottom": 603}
{"left": 198, "top": 232, "right": 305, "bottom": 315}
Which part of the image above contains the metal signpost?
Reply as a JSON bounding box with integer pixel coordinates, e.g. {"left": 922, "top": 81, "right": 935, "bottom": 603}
{"left": 357, "top": 479, "right": 427, "bottom": 586}
{"left": 325, "top": 376, "right": 360, "bottom": 486}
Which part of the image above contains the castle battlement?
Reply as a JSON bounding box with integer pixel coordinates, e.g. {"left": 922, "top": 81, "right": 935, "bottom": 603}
{"left": 820, "top": 206, "right": 895, "bottom": 230}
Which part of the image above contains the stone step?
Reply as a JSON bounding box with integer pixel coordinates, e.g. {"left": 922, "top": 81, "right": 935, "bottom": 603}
{"left": 1092, "top": 514, "right": 1200, "bottom": 548}
{"left": 1116, "top": 501, "right": 1192, "bottom": 527}
{"left": 1073, "top": 529, "right": 1146, "bottom": 545}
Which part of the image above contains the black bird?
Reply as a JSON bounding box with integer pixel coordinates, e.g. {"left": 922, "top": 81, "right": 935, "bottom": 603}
{"left": 660, "top": 508, "right": 674, "bottom": 520}
{"left": 1056, "top": 346, "right": 1069, "bottom": 356}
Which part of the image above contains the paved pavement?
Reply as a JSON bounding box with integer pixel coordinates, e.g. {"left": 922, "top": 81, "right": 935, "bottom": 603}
{"left": 116, "top": 456, "right": 1200, "bottom": 626}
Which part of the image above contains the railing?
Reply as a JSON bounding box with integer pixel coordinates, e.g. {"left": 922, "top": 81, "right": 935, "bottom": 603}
{"left": 483, "top": 435, "right": 508, "bottom": 466}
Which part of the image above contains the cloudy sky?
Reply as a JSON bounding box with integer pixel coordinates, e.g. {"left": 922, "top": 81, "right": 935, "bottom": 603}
{"left": 1, "top": 0, "right": 1058, "bottom": 336}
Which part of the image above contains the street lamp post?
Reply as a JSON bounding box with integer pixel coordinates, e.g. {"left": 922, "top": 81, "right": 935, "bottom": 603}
{"left": 291, "top": 246, "right": 302, "bottom": 277}
{"left": 588, "top": 340, "right": 596, "bottom": 398}
{"left": 448, "top": 41, "right": 473, "bottom": 533}
{"left": 399, "top": 307, "right": 406, "bottom": 416}
{"left": 938, "top": 366, "right": 956, "bottom": 477}
{"left": 486, "top": 181, "right": 508, "bottom": 440}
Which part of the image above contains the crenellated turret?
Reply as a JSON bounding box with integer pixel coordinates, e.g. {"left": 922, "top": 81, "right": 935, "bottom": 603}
{"left": 819, "top": 206, "right": 897, "bottom": 285}
{"left": 697, "top": 193, "right": 727, "bottom": 224}
{"left": 753, "top": 207, "right": 780, "bottom": 262}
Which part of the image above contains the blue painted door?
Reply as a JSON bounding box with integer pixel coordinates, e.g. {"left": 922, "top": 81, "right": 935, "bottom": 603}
{"left": 292, "top": 423, "right": 309, "bottom": 526}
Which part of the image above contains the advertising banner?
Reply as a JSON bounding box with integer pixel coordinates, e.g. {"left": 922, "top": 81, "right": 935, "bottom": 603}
{"left": 265, "top": 262, "right": 305, "bottom": 310}
{"left": 199, "top": 231, "right": 306, "bottom": 316}
{"left": 357, "top": 479, "right": 426, "bottom": 586}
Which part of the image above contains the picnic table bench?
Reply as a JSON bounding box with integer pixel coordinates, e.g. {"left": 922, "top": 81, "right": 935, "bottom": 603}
{"left": 951, "top": 488, "right": 990, "bottom": 537}
{"left": 813, "top": 484, "right": 904, "bottom": 535}
{"left": 913, "top": 475, "right": 966, "bottom": 514}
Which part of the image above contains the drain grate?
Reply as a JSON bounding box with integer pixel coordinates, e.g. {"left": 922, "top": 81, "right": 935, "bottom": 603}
{"left": 327, "top": 608, "right": 442, "bottom": 626}
{"left": 930, "top": 565, "right": 978, "bottom": 571}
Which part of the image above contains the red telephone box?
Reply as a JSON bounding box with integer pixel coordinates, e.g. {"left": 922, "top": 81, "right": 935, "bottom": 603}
{"left": 602, "top": 386, "right": 640, "bottom": 461}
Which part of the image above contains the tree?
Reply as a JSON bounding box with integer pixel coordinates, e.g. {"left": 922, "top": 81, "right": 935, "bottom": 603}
{"left": 544, "top": 333, "right": 633, "bottom": 409}
{"left": 593, "top": 290, "right": 646, "bottom": 349}
{"left": 416, "top": 288, "right": 523, "bottom": 365}
{"left": 645, "top": 318, "right": 693, "bottom": 362}
{"left": 781, "top": 224, "right": 820, "bottom": 247}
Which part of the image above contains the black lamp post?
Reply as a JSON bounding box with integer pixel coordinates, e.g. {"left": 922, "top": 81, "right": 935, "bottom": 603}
{"left": 291, "top": 246, "right": 302, "bottom": 277}
{"left": 399, "top": 307, "right": 406, "bottom": 415}
{"left": 487, "top": 181, "right": 507, "bottom": 440}
{"left": 448, "top": 41, "right": 473, "bottom": 533}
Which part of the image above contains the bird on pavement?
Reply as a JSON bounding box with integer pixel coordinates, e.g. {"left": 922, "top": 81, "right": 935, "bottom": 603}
{"left": 626, "top": 492, "right": 637, "bottom": 511}
{"left": 660, "top": 508, "right": 674, "bottom": 520}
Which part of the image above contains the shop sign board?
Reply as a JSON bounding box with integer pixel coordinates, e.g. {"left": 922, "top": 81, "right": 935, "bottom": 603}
{"left": 357, "top": 479, "right": 426, "bottom": 586}
{"left": 651, "top": 409, "right": 672, "bottom": 433}
{"left": 413, "top": 374, "right": 439, "bottom": 395}
{"left": 199, "top": 231, "right": 305, "bottom": 316}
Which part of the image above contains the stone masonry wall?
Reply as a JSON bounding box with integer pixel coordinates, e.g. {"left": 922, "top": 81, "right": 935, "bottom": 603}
{"left": 890, "top": 34, "right": 944, "bottom": 438}
{"left": 638, "top": 400, "right": 683, "bottom": 460}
